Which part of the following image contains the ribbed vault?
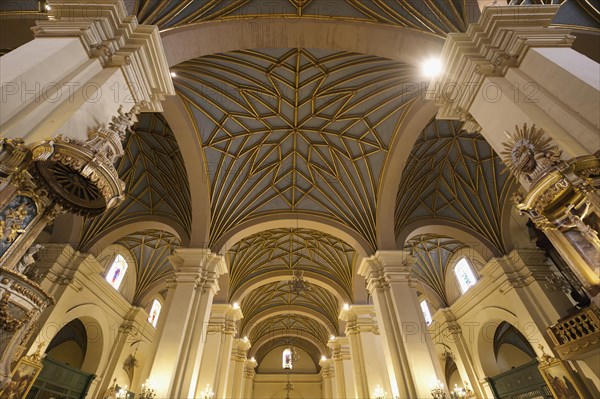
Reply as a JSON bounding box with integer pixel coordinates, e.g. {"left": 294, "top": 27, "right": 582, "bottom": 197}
{"left": 226, "top": 228, "right": 355, "bottom": 302}
{"left": 80, "top": 113, "right": 191, "bottom": 250}
{"left": 116, "top": 229, "right": 179, "bottom": 306}
{"left": 405, "top": 234, "right": 464, "bottom": 306}
{"left": 176, "top": 48, "right": 420, "bottom": 248}
{"left": 239, "top": 281, "right": 339, "bottom": 337}
{"left": 248, "top": 313, "right": 330, "bottom": 366}
{"left": 254, "top": 339, "right": 323, "bottom": 370}
{"left": 135, "top": 0, "right": 469, "bottom": 33}
{"left": 395, "top": 119, "right": 515, "bottom": 254}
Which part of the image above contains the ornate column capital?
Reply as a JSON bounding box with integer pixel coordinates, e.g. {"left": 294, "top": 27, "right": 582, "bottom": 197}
{"left": 231, "top": 338, "right": 252, "bottom": 361}
{"left": 209, "top": 303, "right": 243, "bottom": 336}
{"left": 319, "top": 358, "right": 335, "bottom": 377}
{"left": 357, "top": 250, "right": 416, "bottom": 293}
{"left": 169, "top": 248, "right": 227, "bottom": 294}
{"left": 243, "top": 358, "right": 258, "bottom": 379}
{"left": 327, "top": 336, "right": 351, "bottom": 361}
{"left": 32, "top": 0, "right": 174, "bottom": 112}
{"left": 339, "top": 304, "right": 379, "bottom": 335}
{"left": 426, "top": 5, "right": 572, "bottom": 122}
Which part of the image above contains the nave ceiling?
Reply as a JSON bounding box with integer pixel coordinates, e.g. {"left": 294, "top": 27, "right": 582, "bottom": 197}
{"left": 3, "top": 0, "right": 598, "bottom": 371}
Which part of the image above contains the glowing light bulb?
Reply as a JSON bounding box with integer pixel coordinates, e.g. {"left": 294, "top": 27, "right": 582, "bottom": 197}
{"left": 422, "top": 58, "right": 442, "bottom": 79}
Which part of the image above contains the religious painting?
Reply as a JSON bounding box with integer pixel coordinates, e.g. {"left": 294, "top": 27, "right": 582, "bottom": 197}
{"left": 0, "top": 355, "right": 43, "bottom": 399}
{"left": 539, "top": 359, "right": 585, "bottom": 399}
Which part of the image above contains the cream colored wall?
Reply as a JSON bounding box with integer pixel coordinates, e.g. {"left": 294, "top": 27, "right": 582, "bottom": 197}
{"left": 495, "top": 344, "right": 534, "bottom": 374}
{"left": 253, "top": 374, "right": 322, "bottom": 399}
{"left": 257, "top": 346, "right": 317, "bottom": 374}
{"left": 45, "top": 341, "right": 85, "bottom": 369}
{"left": 28, "top": 244, "right": 156, "bottom": 398}
{"left": 429, "top": 249, "right": 575, "bottom": 397}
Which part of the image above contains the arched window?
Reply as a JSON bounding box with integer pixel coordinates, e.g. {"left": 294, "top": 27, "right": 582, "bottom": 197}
{"left": 420, "top": 300, "right": 433, "bottom": 325}
{"left": 282, "top": 348, "right": 293, "bottom": 370}
{"left": 454, "top": 257, "right": 477, "bottom": 294}
{"left": 105, "top": 254, "right": 128, "bottom": 290}
{"left": 147, "top": 299, "right": 162, "bottom": 328}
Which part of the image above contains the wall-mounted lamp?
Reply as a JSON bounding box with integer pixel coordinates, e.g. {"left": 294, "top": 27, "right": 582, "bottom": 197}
{"left": 200, "top": 384, "right": 214, "bottom": 399}
{"left": 430, "top": 379, "right": 446, "bottom": 399}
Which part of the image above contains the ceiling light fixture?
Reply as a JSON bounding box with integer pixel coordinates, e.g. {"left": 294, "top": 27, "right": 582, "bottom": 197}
{"left": 422, "top": 58, "right": 442, "bottom": 79}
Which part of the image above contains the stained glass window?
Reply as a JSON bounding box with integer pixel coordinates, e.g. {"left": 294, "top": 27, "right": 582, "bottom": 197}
{"left": 148, "top": 299, "right": 162, "bottom": 328}
{"left": 454, "top": 257, "right": 477, "bottom": 294}
{"left": 105, "top": 254, "right": 128, "bottom": 290}
{"left": 420, "top": 300, "right": 433, "bottom": 325}
{"left": 282, "top": 348, "right": 293, "bottom": 370}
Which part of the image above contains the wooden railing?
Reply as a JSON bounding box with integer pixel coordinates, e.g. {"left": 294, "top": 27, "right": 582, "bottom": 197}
{"left": 548, "top": 305, "right": 600, "bottom": 360}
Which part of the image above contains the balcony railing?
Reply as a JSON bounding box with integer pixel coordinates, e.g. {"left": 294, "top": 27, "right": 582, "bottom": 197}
{"left": 548, "top": 305, "right": 600, "bottom": 360}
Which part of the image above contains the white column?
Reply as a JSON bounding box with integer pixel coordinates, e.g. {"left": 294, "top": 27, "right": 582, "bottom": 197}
{"left": 435, "top": 309, "right": 486, "bottom": 399}
{"left": 0, "top": 0, "right": 173, "bottom": 143}
{"left": 227, "top": 338, "right": 251, "bottom": 399}
{"left": 426, "top": 3, "right": 600, "bottom": 307}
{"left": 340, "top": 304, "right": 393, "bottom": 399}
{"left": 358, "top": 251, "right": 446, "bottom": 399}
{"left": 242, "top": 358, "right": 258, "bottom": 398}
{"left": 319, "top": 358, "right": 335, "bottom": 399}
{"left": 427, "top": 5, "right": 598, "bottom": 158}
{"left": 0, "top": 0, "right": 174, "bottom": 271}
{"left": 94, "top": 308, "right": 148, "bottom": 396}
{"left": 196, "top": 304, "right": 243, "bottom": 398}
{"left": 148, "top": 249, "right": 226, "bottom": 399}
{"left": 327, "top": 336, "right": 355, "bottom": 398}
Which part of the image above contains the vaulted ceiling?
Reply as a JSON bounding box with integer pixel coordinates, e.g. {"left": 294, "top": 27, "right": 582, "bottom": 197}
{"left": 227, "top": 228, "right": 356, "bottom": 302}
{"left": 176, "top": 48, "right": 419, "bottom": 248}
{"left": 135, "top": 0, "right": 470, "bottom": 33}
{"left": 79, "top": 113, "right": 192, "bottom": 250}
{"left": 405, "top": 234, "right": 465, "bottom": 306}
{"left": 395, "top": 119, "right": 515, "bottom": 254}
{"left": 5, "top": 0, "right": 595, "bottom": 372}
{"left": 95, "top": 229, "right": 179, "bottom": 306}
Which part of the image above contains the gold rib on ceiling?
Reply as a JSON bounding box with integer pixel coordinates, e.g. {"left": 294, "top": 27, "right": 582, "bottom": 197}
{"left": 394, "top": 119, "right": 515, "bottom": 253}
{"left": 404, "top": 234, "right": 465, "bottom": 305}
{"left": 177, "top": 48, "right": 418, "bottom": 248}
{"left": 226, "top": 228, "right": 356, "bottom": 301}
{"left": 239, "top": 281, "right": 339, "bottom": 337}
{"left": 254, "top": 338, "right": 323, "bottom": 369}
{"left": 79, "top": 113, "right": 191, "bottom": 250}
{"left": 96, "top": 229, "right": 179, "bottom": 306}
{"left": 248, "top": 313, "right": 330, "bottom": 358}
{"left": 135, "top": 0, "right": 468, "bottom": 34}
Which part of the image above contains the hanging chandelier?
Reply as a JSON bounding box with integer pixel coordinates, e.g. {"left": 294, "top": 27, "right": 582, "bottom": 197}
{"left": 288, "top": 269, "right": 311, "bottom": 294}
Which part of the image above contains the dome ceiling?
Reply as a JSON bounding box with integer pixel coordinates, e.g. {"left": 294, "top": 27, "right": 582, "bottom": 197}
{"left": 176, "top": 48, "right": 419, "bottom": 248}
{"left": 80, "top": 113, "right": 192, "bottom": 250}
{"left": 395, "top": 119, "right": 515, "bottom": 254}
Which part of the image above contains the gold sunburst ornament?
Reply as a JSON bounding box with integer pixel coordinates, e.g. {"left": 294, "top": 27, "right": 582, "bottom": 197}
{"left": 501, "top": 123, "right": 562, "bottom": 182}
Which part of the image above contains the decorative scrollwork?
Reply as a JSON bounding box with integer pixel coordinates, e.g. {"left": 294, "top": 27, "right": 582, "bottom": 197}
{"left": 501, "top": 123, "right": 562, "bottom": 183}
{"left": 0, "top": 196, "right": 37, "bottom": 257}
{"left": 27, "top": 105, "right": 140, "bottom": 216}
{"left": 0, "top": 292, "right": 33, "bottom": 332}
